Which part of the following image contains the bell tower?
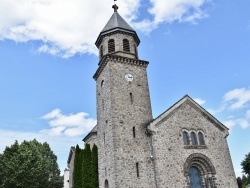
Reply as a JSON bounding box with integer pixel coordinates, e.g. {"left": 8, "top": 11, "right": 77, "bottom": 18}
{"left": 94, "top": 3, "right": 154, "bottom": 188}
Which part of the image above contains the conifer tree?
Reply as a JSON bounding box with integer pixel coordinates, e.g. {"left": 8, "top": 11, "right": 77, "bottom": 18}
{"left": 91, "top": 144, "right": 99, "bottom": 188}
{"left": 82, "top": 144, "right": 92, "bottom": 188}
{"left": 73, "top": 145, "right": 83, "bottom": 188}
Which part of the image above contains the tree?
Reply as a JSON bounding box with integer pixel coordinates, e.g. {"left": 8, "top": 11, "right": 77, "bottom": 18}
{"left": 0, "top": 139, "right": 63, "bottom": 188}
{"left": 73, "top": 145, "right": 83, "bottom": 188}
{"left": 242, "top": 175, "right": 250, "bottom": 188}
{"left": 241, "top": 152, "right": 250, "bottom": 188}
{"left": 242, "top": 153, "right": 250, "bottom": 176}
{"left": 237, "top": 177, "right": 243, "bottom": 188}
{"left": 82, "top": 144, "right": 92, "bottom": 188}
{"left": 91, "top": 144, "right": 99, "bottom": 188}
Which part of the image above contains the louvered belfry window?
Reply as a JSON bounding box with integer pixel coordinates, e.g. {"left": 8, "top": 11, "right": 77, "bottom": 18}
{"left": 108, "top": 39, "right": 115, "bottom": 53}
{"left": 123, "top": 39, "right": 130, "bottom": 52}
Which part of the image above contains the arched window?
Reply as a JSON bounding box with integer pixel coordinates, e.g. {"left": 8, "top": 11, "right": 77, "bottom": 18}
{"left": 188, "top": 166, "right": 202, "bottom": 188}
{"left": 105, "top": 179, "right": 109, "bottom": 188}
{"left": 182, "top": 131, "right": 189, "bottom": 145}
{"left": 198, "top": 132, "right": 205, "bottom": 145}
{"left": 123, "top": 39, "right": 130, "bottom": 52}
{"left": 191, "top": 132, "right": 197, "bottom": 145}
{"left": 100, "top": 45, "right": 103, "bottom": 58}
{"left": 184, "top": 153, "right": 217, "bottom": 188}
{"left": 108, "top": 39, "right": 115, "bottom": 53}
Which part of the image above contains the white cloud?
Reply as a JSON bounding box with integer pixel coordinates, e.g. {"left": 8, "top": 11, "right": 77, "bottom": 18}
{"left": 205, "top": 87, "right": 250, "bottom": 130}
{"left": 247, "top": 110, "right": 250, "bottom": 119}
{"left": 0, "top": 108, "right": 97, "bottom": 173}
{"left": 0, "top": 0, "right": 212, "bottom": 57}
{"left": 0, "top": 129, "right": 84, "bottom": 174}
{"left": 132, "top": 19, "right": 158, "bottom": 33}
{"left": 0, "top": 0, "right": 140, "bottom": 57}
{"left": 41, "top": 108, "right": 96, "bottom": 137}
{"left": 194, "top": 98, "right": 206, "bottom": 105}
{"left": 149, "top": 0, "right": 209, "bottom": 24}
{"left": 224, "top": 119, "right": 249, "bottom": 129}
{"left": 133, "top": 0, "right": 210, "bottom": 33}
{"left": 234, "top": 168, "right": 243, "bottom": 178}
{"left": 207, "top": 104, "right": 226, "bottom": 115}
{"left": 223, "top": 88, "right": 250, "bottom": 110}
{"left": 223, "top": 120, "right": 236, "bottom": 129}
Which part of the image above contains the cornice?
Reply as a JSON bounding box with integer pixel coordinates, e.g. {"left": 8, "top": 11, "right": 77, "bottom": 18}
{"left": 95, "top": 29, "right": 140, "bottom": 48}
{"left": 93, "top": 55, "right": 149, "bottom": 80}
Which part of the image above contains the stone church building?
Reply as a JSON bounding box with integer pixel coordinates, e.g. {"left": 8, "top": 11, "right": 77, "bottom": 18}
{"left": 69, "top": 4, "right": 237, "bottom": 188}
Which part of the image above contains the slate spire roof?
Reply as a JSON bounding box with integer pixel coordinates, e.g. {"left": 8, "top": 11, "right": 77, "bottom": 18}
{"left": 95, "top": 4, "right": 140, "bottom": 47}
{"left": 101, "top": 10, "right": 135, "bottom": 33}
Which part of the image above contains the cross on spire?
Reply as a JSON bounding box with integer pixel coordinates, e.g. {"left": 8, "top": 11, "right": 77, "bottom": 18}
{"left": 112, "top": 0, "right": 118, "bottom": 12}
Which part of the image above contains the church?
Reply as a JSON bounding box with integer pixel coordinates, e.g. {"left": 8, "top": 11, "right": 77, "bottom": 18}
{"left": 67, "top": 3, "right": 237, "bottom": 188}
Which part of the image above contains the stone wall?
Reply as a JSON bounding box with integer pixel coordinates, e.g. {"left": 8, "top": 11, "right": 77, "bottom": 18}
{"left": 63, "top": 169, "right": 69, "bottom": 188}
{"left": 98, "top": 33, "right": 138, "bottom": 60}
{"left": 149, "top": 100, "right": 237, "bottom": 188}
{"left": 95, "top": 54, "right": 155, "bottom": 188}
{"left": 67, "top": 149, "right": 75, "bottom": 188}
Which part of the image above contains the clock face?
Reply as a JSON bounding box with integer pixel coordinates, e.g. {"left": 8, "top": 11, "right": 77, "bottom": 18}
{"left": 125, "top": 73, "right": 133, "bottom": 81}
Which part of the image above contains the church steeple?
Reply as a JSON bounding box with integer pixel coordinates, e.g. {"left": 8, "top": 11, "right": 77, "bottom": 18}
{"left": 95, "top": 4, "right": 140, "bottom": 60}
{"left": 91, "top": 3, "right": 154, "bottom": 187}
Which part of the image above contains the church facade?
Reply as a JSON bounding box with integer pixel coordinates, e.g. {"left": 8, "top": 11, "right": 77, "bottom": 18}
{"left": 82, "top": 4, "right": 237, "bottom": 188}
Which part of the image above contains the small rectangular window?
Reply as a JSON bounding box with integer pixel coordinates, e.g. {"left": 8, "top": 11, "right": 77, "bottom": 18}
{"left": 130, "top": 93, "right": 133, "bottom": 104}
{"left": 104, "top": 132, "right": 105, "bottom": 145}
{"left": 133, "top": 127, "right": 136, "bottom": 138}
{"left": 102, "top": 99, "right": 104, "bottom": 110}
{"left": 136, "top": 162, "right": 139, "bottom": 177}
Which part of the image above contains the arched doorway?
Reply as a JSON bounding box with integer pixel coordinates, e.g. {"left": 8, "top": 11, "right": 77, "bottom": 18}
{"left": 105, "top": 179, "right": 109, "bottom": 188}
{"left": 184, "top": 153, "right": 217, "bottom": 188}
{"left": 189, "top": 166, "right": 202, "bottom": 188}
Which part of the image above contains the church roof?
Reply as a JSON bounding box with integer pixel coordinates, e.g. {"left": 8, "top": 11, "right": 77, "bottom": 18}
{"left": 82, "top": 125, "right": 97, "bottom": 142}
{"left": 67, "top": 146, "right": 75, "bottom": 165}
{"left": 95, "top": 5, "right": 140, "bottom": 47}
{"left": 148, "top": 95, "right": 229, "bottom": 134}
{"left": 101, "top": 12, "right": 135, "bottom": 33}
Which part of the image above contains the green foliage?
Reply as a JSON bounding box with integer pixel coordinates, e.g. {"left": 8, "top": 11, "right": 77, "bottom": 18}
{"left": 72, "top": 143, "right": 99, "bottom": 188}
{"left": 91, "top": 144, "right": 99, "bottom": 188}
{"left": 241, "top": 152, "right": 250, "bottom": 188}
{"left": 242, "top": 153, "right": 250, "bottom": 176}
{"left": 82, "top": 144, "right": 92, "bottom": 188}
{"left": 73, "top": 145, "right": 83, "bottom": 188}
{"left": 0, "top": 139, "right": 63, "bottom": 188}
{"left": 242, "top": 175, "right": 250, "bottom": 188}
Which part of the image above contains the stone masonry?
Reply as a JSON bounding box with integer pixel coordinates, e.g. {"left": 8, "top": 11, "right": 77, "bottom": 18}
{"left": 81, "top": 4, "right": 238, "bottom": 188}
{"left": 147, "top": 96, "right": 237, "bottom": 187}
{"left": 67, "top": 147, "right": 75, "bottom": 188}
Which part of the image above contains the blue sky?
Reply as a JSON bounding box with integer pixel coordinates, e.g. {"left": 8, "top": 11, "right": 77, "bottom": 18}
{"left": 0, "top": 0, "right": 250, "bottom": 177}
